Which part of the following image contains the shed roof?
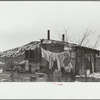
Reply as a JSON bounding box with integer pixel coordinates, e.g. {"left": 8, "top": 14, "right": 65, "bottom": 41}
{"left": 41, "top": 39, "right": 100, "bottom": 52}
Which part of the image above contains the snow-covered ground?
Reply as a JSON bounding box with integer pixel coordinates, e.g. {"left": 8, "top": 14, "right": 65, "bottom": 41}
{"left": 88, "top": 73, "right": 100, "bottom": 79}
{"left": 76, "top": 72, "right": 100, "bottom": 79}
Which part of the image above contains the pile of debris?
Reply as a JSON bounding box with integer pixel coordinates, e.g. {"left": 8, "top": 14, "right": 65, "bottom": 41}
{"left": 0, "top": 72, "right": 12, "bottom": 82}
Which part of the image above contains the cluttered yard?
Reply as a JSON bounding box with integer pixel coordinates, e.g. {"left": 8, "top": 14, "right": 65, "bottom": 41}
{"left": 0, "top": 30, "right": 100, "bottom": 82}
{"left": 0, "top": 70, "right": 100, "bottom": 82}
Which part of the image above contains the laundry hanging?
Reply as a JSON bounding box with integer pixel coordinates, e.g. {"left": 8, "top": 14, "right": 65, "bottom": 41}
{"left": 64, "top": 62, "right": 73, "bottom": 72}
{"left": 41, "top": 47, "right": 72, "bottom": 71}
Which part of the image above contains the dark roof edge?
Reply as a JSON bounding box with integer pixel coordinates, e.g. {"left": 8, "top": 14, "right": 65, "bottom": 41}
{"left": 41, "top": 38, "right": 100, "bottom": 52}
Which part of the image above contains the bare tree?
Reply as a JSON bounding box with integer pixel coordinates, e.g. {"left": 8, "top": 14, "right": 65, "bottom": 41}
{"left": 57, "top": 27, "right": 95, "bottom": 48}
{"left": 93, "top": 35, "right": 100, "bottom": 49}
{"left": 57, "top": 31, "right": 62, "bottom": 40}
{"left": 63, "top": 26, "right": 71, "bottom": 42}
{"left": 68, "top": 38, "right": 78, "bottom": 44}
{"left": 82, "top": 40, "right": 89, "bottom": 47}
{"left": 57, "top": 26, "right": 71, "bottom": 42}
{"left": 78, "top": 28, "right": 94, "bottom": 46}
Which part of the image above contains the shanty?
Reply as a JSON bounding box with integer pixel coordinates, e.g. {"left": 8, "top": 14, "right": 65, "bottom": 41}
{"left": 2, "top": 30, "right": 98, "bottom": 82}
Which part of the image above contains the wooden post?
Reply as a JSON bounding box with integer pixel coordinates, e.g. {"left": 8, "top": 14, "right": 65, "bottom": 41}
{"left": 86, "top": 72, "right": 87, "bottom": 82}
{"left": 75, "top": 48, "right": 78, "bottom": 80}
{"left": 85, "top": 50, "right": 87, "bottom": 82}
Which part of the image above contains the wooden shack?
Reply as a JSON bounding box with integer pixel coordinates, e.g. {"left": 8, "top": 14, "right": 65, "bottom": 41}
{"left": 40, "top": 38, "right": 100, "bottom": 76}
{"left": 74, "top": 46, "right": 100, "bottom": 76}
{"left": 23, "top": 30, "right": 100, "bottom": 76}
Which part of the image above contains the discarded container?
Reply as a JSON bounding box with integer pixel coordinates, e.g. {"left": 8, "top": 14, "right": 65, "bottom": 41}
{"left": 25, "top": 60, "right": 29, "bottom": 71}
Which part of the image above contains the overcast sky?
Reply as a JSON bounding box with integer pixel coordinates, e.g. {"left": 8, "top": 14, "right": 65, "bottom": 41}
{"left": 0, "top": 1, "right": 100, "bottom": 51}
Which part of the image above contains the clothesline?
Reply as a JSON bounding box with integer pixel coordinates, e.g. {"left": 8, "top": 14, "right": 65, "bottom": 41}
{"left": 41, "top": 47, "right": 73, "bottom": 71}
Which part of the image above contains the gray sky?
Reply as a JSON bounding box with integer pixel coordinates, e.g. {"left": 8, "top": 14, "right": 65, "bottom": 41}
{"left": 0, "top": 1, "right": 100, "bottom": 51}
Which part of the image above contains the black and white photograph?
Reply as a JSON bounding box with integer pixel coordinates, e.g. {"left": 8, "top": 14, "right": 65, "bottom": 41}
{"left": 1, "top": 1, "right": 100, "bottom": 99}
{"left": 0, "top": 1, "right": 100, "bottom": 83}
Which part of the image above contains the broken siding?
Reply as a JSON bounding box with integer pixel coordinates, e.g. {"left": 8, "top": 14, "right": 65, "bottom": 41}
{"left": 75, "top": 46, "right": 100, "bottom": 75}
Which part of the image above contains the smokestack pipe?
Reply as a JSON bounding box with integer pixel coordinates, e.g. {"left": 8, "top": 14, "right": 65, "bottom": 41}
{"left": 62, "top": 34, "right": 65, "bottom": 42}
{"left": 47, "top": 30, "right": 50, "bottom": 40}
